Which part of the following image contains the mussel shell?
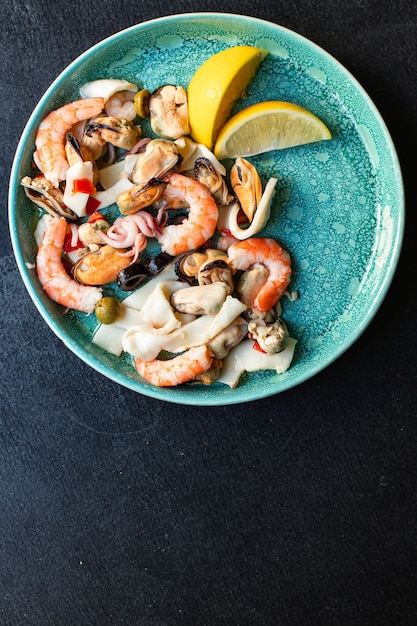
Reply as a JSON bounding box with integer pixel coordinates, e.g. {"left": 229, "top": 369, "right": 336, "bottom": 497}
{"left": 194, "top": 157, "right": 233, "bottom": 205}
{"left": 117, "top": 252, "right": 175, "bottom": 291}
{"left": 117, "top": 263, "right": 149, "bottom": 291}
{"left": 145, "top": 251, "right": 175, "bottom": 276}
{"left": 174, "top": 251, "right": 204, "bottom": 284}
{"left": 21, "top": 176, "right": 78, "bottom": 221}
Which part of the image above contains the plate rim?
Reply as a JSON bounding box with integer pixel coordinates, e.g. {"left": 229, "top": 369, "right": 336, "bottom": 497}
{"left": 8, "top": 12, "right": 405, "bottom": 405}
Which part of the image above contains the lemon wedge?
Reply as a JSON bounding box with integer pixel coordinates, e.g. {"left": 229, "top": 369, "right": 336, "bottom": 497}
{"left": 214, "top": 100, "right": 332, "bottom": 159}
{"left": 187, "top": 46, "right": 268, "bottom": 150}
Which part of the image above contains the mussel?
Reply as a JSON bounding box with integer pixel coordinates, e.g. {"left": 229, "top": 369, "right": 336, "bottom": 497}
{"left": 130, "top": 138, "right": 181, "bottom": 184}
{"left": 84, "top": 116, "right": 140, "bottom": 150}
{"left": 230, "top": 157, "right": 263, "bottom": 222}
{"left": 117, "top": 263, "right": 149, "bottom": 291}
{"left": 174, "top": 249, "right": 232, "bottom": 286}
{"left": 116, "top": 178, "right": 167, "bottom": 215}
{"left": 65, "top": 132, "right": 93, "bottom": 166}
{"left": 73, "top": 245, "right": 132, "bottom": 285}
{"left": 174, "top": 251, "right": 209, "bottom": 285}
{"left": 235, "top": 263, "right": 269, "bottom": 308}
{"left": 170, "top": 283, "right": 229, "bottom": 315}
{"left": 21, "top": 175, "right": 78, "bottom": 221}
{"left": 208, "top": 317, "right": 248, "bottom": 359}
{"left": 149, "top": 85, "right": 190, "bottom": 139}
{"left": 198, "top": 258, "right": 234, "bottom": 293}
{"left": 194, "top": 157, "right": 233, "bottom": 206}
{"left": 245, "top": 309, "right": 289, "bottom": 354}
{"left": 194, "top": 359, "right": 223, "bottom": 385}
{"left": 145, "top": 252, "right": 175, "bottom": 276}
{"left": 78, "top": 220, "right": 110, "bottom": 247}
{"left": 65, "top": 133, "right": 99, "bottom": 185}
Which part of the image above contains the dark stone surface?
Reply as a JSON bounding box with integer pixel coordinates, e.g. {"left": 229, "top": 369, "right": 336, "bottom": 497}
{"left": 1, "top": 1, "right": 417, "bottom": 624}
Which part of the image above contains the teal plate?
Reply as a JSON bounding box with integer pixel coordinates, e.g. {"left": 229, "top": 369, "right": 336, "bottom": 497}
{"left": 9, "top": 13, "right": 404, "bottom": 405}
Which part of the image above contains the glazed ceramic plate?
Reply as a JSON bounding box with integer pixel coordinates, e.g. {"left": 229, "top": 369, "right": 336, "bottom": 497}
{"left": 9, "top": 13, "right": 404, "bottom": 405}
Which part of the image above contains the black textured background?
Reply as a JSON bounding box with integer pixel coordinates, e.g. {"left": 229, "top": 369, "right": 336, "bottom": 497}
{"left": 2, "top": 1, "right": 417, "bottom": 625}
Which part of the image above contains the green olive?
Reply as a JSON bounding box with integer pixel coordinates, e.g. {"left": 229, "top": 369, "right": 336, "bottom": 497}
{"left": 95, "top": 297, "right": 121, "bottom": 325}
{"left": 94, "top": 219, "right": 109, "bottom": 233}
{"left": 134, "top": 89, "right": 151, "bottom": 118}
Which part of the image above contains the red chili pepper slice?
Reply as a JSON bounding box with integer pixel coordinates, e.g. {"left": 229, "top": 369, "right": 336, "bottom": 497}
{"left": 88, "top": 211, "right": 105, "bottom": 223}
{"left": 86, "top": 195, "right": 101, "bottom": 214}
{"left": 63, "top": 231, "right": 83, "bottom": 253}
{"left": 73, "top": 178, "right": 96, "bottom": 195}
{"left": 252, "top": 340, "right": 267, "bottom": 353}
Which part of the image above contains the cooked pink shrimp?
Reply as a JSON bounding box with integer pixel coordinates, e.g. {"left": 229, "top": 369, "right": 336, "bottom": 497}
{"left": 227, "top": 237, "right": 292, "bottom": 312}
{"left": 35, "top": 97, "right": 105, "bottom": 186}
{"left": 135, "top": 345, "right": 213, "bottom": 387}
{"left": 104, "top": 91, "right": 136, "bottom": 121}
{"left": 36, "top": 216, "right": 103, "bottom": 313}
{"left": 156, "top": 173, "right": 218, "bottom": 255}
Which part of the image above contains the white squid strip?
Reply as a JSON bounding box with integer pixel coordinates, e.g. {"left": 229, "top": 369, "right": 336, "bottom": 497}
{"left": 110, "top": 304, "right": 145, "bottom": 330}
{"left": 121, "top": 262, "right": 179, "bottom": 310}
{"left": 92, "top": 323, "right": 126, "bottom": 356}
{"left": 122, "top": 295, "right": 247, "bottom": 361}
{"left": 63, "top": 161, "right": 95, "bottom": 217}
{"left": 98, "top": 154, "right": 139, "bottom": 189}
{"left": 217, "top": 337, "right": 297, "bottom": 388}
{"left": 175, "top": 137, "right": 226, "bottom": 175}
{"left": 217, "top": 177, "right": 277, "bottom": 240}
{"left": 34, "top": 214, "right": 53, "bottom": 247}
{"left": 92, "top": 277, "right": 185, "bottom": 356}
{"left": 92, "top": 177, "right": 135, "bottom": 208}
{"left": 80, "top": 78, "right": 138, "bottom": 101}
{"left": 139, "top": 281, "right": 185, "bottom": 333}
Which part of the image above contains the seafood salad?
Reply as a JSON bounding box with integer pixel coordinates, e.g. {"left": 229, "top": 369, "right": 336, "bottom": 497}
{"left": 22, "top": 75, "right": 298, "bottom": 389}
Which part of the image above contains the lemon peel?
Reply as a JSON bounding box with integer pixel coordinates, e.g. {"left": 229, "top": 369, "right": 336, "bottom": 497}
{"left": 214, "top": 100, "right": 332, "bottom": 159}
{"left": 187, "top": 46, "right": 268, "bottom": 150}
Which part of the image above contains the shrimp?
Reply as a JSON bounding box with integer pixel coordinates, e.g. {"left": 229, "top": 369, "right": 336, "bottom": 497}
{"left": 35, "top": 97, "right": 105, "bottom": 186}
{"left": 36, "top": 216, "right": 103, "bottom": 313}
{"left": 104, "top": 91, "right": 136, "bottom": 121}
{"left": 156, "top": 173, "right": 218, "bottom": 256}
{"left": 134, "top": 345, "right": 213, "bottom": 387}
{"left": 227, "top": 237, "right": 292, "bottom": 312}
